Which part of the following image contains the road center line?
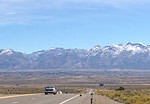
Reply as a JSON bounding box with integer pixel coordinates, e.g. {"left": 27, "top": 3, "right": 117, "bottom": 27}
{"left": 60, "top": 95, "right": 79, "bottom": 104}
{"left": 89, "top": 89, "right": 92, "bottom": 95}
{"left": 12, "top": 101, "right": 19, "bottom": 104}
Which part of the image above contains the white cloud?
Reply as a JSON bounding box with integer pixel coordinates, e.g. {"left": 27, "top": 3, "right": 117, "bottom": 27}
{"left": 1, "top": 0, "right": 149, "bottom": 11}
{"left": 0, "top": 0, "right": 150, "bottom": 25}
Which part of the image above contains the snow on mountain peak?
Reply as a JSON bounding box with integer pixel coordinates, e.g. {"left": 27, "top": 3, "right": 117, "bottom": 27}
{"left": 100, "top": 42, "right": 149, "bottom": 55}
{"left": 125, "top": 42, "right": 148, "bottom": 53}
{"left": 126, "top": 42, "right": 146, "bottom": 47}
{"left": 138, "top": 42, "right": 146, "bottom": 46}
{"left": 102, "top": 45, "right": 123, "bottom": 55}
{"left": 92, "top": 45, "right": 100, "bottom": 49}
{"left": 0, "top": 49, "right": 14, "bottom": 55}
{"left": 125, "top": 44, "right": 141, "bottom": 52}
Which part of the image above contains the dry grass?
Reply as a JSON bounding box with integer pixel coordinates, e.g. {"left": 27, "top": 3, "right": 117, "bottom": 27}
{"left": 0, "top": 86, "right": 86, "bottom": 95}
{"left": 0, "top": 87, "right": 43, "bottom": 94}
{"left": 96, "top": 89, "right": 150, "bottom": 104}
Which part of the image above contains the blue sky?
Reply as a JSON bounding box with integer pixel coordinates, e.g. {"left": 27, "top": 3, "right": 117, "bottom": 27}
{"left": 0, "top": 0, "right": 150, "bottom": 53}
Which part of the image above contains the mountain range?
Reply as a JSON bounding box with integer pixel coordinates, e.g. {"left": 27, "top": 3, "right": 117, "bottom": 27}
{"left": 1, "top": 43, "right": 150, "bottom": 70}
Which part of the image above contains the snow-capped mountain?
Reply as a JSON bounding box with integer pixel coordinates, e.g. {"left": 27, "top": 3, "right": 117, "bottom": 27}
{"left": 0, "top": 49, "right": 30, "bottom": 69}
{"left": 0, "top": 43, "right": 150, "bottom": 70}
{"left": 0, "top": 49, "right": 15, "bottom": 55}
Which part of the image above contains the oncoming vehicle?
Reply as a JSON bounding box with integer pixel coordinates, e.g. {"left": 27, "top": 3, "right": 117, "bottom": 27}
{"left": 44, "top": 86, "right": 57, "bottom": 95}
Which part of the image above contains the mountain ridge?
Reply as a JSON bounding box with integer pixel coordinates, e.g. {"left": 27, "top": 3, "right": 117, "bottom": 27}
{"left": 0, "top": 43, "right": 150, "bottom": 70}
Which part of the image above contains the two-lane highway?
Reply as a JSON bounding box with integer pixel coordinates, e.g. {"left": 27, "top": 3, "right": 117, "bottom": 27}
{"left": 0, "top": 94, "right": 79, "bottom": 104}
{"left": 0, "top": 89, "right": 123, "bottom": 104}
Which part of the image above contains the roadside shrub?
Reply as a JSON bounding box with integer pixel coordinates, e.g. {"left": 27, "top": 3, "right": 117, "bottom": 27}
{"left": 96, "top": 89, "right": 150, "bottom": 104}
{"left": 116, "top": 86, "right": 125, "bottom": 91}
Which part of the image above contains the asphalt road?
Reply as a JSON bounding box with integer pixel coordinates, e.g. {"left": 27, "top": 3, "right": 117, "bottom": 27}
{"left": 0, "top": 93, "right": 80, "bottom": 104}
{"left": 0, "top": 90, "right": 122, "bottom": 104}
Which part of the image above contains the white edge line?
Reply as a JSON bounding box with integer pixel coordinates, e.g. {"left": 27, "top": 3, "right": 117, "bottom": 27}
{"left": 0, "top": 93, "right": 42, "bottom": 99}
{"left": 60, "top": 95, "right": 79, "bottom": 104}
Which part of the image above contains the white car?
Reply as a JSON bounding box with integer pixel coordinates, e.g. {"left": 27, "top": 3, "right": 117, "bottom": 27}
{"left": 44, "top": 86, "right": 57, "bottom": 95}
